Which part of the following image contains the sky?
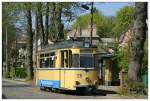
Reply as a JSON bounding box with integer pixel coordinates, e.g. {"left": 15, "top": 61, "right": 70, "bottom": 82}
{"left": 65, "top": 2, "right": 135, "bottom": 29}
{"left": 94, "top": 2, "right": 134, "bottom": 16}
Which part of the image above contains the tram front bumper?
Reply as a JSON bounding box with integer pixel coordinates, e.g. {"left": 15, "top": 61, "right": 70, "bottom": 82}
{"left": 74, "top": 85, "right": 98, "bottom": 89}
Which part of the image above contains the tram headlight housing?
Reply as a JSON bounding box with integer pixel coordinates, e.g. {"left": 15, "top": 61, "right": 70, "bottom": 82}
{"left": 77, "top": 74, "right": 82, "bottom": 78}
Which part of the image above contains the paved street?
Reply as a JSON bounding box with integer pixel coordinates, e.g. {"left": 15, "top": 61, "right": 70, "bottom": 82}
{"left": 2, "top": 79, "right": 131, "bottom": 99}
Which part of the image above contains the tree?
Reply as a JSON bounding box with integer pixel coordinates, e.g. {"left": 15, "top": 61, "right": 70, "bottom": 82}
{"left": 49, "top": 2, "right": 81, "bottom": 41}
{"left": 25, "top": 3, "right": 34, "bottom": 80}
{"left": 113, "top": 6, "right": 135, "bottom": 37}
{"left": 72, "top": 11, "right": 114, "bottom": 37}
{"left": 2, "top": 3, "right": 19, "bottom": 77}
{"left": 128, "top": 2, "right": 147, "bottom": 82}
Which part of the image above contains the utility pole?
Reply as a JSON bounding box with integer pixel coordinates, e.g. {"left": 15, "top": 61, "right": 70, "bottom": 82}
{"left": 81, "top": 2, "right": 94, "bottom": 47}
{"left": 35, "top": 10, "right": 39, "bottom": 82}
{"left": 5, "top": 25, "right": 8, "bottom": 77}
{"left": 90, "top": 2, "right": 94, "bottom": 47}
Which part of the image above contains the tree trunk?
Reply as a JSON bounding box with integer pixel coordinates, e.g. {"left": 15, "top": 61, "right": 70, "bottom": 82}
{"left": 35, "top": 5, "right": 39, "bottom": 68}
{"left": 56, "top": 3, "right": 64, "bottom": 40}
{"left": 25, "top": 3, "right": 34, "bottom": 80}
{"left": 45, "top": 2, "right": 49, "bottom": 45}
{"left": 49, "top": 3, "right": 56, "bottom": 41}
{"left": 38, "top": 2, "right": 45, "bottom": 46}
{"left": 34, "top": 4, "right": 39, "bottom": 82}
{"left": 128, "top": 2, "right": 147, "bottom": 82}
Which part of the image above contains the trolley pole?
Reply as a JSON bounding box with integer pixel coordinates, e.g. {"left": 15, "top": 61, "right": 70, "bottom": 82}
{"left": 90, "top": 2, "right": 94, "bottom": 47}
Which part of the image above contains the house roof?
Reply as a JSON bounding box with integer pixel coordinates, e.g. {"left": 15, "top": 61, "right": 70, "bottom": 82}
{"left": 101, "top": 38, "right": 118, "bottom": 43}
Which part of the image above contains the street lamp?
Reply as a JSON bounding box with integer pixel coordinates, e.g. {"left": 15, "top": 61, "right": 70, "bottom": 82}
{"left": 81, "top": 2, "right": 94, "bottom": 47}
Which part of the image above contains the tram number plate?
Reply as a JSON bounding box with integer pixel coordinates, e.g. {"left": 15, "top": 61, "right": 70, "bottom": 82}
{"left": 41, "top": 80, "right": 53, "bottom": 86}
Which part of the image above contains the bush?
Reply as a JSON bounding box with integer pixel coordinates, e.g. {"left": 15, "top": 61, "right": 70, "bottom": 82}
{"left": 119, "top": 81, "right": 146, "bottom": 96}
{"left": 5, "top": 71, "right": 11, "bottom": 78}
{"left": 10, "top": 68, "right": 15, "bottom": 78}
{"left": 15, "top": 68, "right": 27, "bottom": 78}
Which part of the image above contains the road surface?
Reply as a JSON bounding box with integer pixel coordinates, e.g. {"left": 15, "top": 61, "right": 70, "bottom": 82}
{"left": 2, "top": 79, "right": 128, "bottom": 99}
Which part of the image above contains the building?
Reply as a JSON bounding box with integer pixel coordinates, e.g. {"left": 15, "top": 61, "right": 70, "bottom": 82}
{"left": 67, "top": 25, "right": 100, "bottom": 45}
{"left": 16, "top": 33, "right": 28, "bottom": 68}
{"left": 119, "top": 29, "right": 131, "bottom": 48}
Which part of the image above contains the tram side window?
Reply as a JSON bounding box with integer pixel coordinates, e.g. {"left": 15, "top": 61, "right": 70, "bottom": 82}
{"left": 40, "top": 58, "right": 49, "bottom": 68}
{"left": 61, "top": 51, "right": 64, "bottom": 67}
{"left": 61, "top": 51, "right": 68, "bottom": 67}
{"left": 72, "top": 54, "right": 79, "bottom": 67}
{"left": 40, "top": 52, "right": 55, "bottom": 68}
{"left": 69, "top": 50, "right": 72, "bottom": 67}
{"left": 61, "top": 50, "right": 72, "bottom": 68}
{"left": 49, "top": 52, "right": 55, "bottom": 68}
{"left": 49, "top": 56, "right": 55, "bottom": 68}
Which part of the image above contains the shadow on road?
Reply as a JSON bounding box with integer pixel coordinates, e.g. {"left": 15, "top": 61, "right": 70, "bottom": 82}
{"left": 53, "top": 89, "right": 117, "bottom": 96}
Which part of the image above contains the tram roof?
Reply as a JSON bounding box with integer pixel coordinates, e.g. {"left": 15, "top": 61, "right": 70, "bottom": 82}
{"left": 40, "top": 40, "right": 97, "bottom": 52}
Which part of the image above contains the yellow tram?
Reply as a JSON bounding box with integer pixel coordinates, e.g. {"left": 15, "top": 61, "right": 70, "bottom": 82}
{"left": 35, "top": 41, "right": 101, "bottom": 92}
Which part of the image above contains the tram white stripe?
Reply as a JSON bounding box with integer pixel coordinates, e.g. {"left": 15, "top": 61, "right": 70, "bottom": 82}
{"left": 36, "top": 68, "right": 96, "bottom": 70}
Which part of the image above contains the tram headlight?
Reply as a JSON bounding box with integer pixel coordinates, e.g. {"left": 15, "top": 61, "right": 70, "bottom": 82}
{"left": 75, "top": 81, "right": 80, "bottom": 85}
{"left": 85, "top": 77, "right": 92, "bottom": 83}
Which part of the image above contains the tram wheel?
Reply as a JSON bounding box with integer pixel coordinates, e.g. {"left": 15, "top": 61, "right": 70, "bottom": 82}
{"left": 85, "top": 87, "right": 93, "bottom": 95}
{"left": 76, "top": 87, "right": 93, "bottom": 95}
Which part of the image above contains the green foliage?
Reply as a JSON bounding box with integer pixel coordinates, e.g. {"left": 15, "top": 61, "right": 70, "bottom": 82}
{"left": 5, "top": 71, "right": 11, "bottom": 78}
{"left": 2, "top": 3, "right": 18, "bottom": 62}
{"left": 113, "top": 6, "right": 135, "bottom": 37}
{"left": 141, "top": 38, "right": 148, "bottom": 74}
{"left": 61, "top": 2, "right": 81, "bottom": 21}
{"left": 10, "top": 67, "right": 16, "bottom": 78}
{"left": 116, "top": 48, "right": 129, "bottom": 70}
{"left": 15, "top": 68, "right": 27, "bottom": 78}
{"left": 5, "top": 68, "right": 15, "bottom": 78}
{"left": 72, "top": 11, "right": 114, "bottom": 37}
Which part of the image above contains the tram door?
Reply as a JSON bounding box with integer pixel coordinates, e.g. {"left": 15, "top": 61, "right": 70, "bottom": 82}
{"left": 60, "top": 50, "right": 68, "bottom": 88}
{"left": 98, "top": 59, "right": 104, "bottom": 85}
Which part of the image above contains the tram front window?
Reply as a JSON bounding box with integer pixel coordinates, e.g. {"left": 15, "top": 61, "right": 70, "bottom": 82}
{"left": 80, "top": 54, "right": 93, "bottom": 68}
